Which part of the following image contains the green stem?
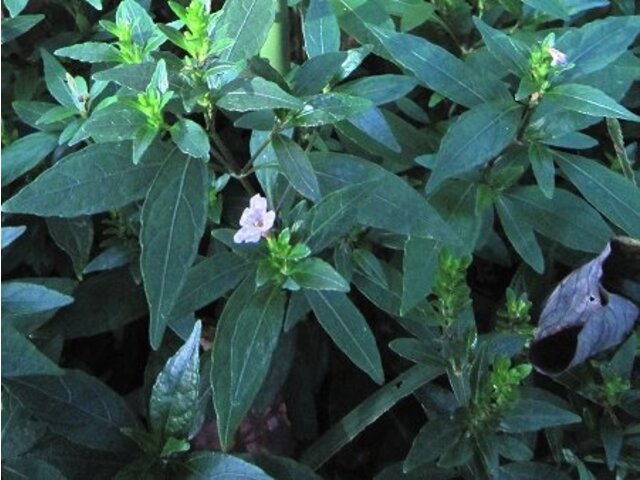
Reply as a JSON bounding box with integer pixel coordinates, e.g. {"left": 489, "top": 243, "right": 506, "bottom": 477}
{"left": 259, "top": 0, "right": 290, "bottom": 75}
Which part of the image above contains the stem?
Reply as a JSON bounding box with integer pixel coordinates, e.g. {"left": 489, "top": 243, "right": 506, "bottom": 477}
{"left": 259, "top": 0, "right": 290, "bottom": 75}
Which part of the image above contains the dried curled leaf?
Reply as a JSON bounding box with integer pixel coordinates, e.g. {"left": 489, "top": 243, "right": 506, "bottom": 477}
{"left": 530, "top": 238, "right": 639, "bottom": 375}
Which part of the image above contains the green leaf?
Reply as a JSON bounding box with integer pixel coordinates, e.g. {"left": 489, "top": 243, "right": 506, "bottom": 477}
{"left": 1, "top": 323, "right": 64, "bottom": 377}
{"left": 1, "top": 132, "right": 58, "bottom": 186}
{"left": 271, "top": 134, "right": 321, "bottom": 201}
{"left": 55, "top": 42, "right": 120, "bottom": 63}
{"left": 292, "top": 93, "right": 373, "bottom": 127}
{"left": 328, "top": 0, "right": 394, "bottom": 51}
{"left": 2, "top": 458, "right": 66, "bottom": 480}
{"left": 529, "top": 143, "right": 555, "bottom": 199}
{"left": 246, "top": 454, "right": 322, "bottom": 480}
{"left": 217, "top": 77, "right": 303, "bottom": 112}
{"left": 92, "top": 62, "right": 162, "bottom": 92}
{"left": 301, "top": 364, "right": 443, "bottom": 470}
{"left": 1, "top": 281, "right": 74, "bottom": 323}
{"left": 401, "top": 238, "right": 439, "bottom": 314}
{"left": 404, "top": 416, "right": 464, "bottom": 472}
{"left": 46, "top": 216, "right": 94, "bottom": 277}
{"left": 83, "top": 103, "right": 148, "bottom": 143}
{"left": 557, "top": 16, "right": 640, "bottom": 80}
{"left": 211, "top": 279, "right": 285, "bottom": 451}
{"left": 218, "top": 0, "right": 277, "bottom": 62}
{"left": 1, "top": 15, "right": 44, "bottom": 43}
{"left": 171, "top": 452, "right": 274, "bottom": 479}
{"left": 5, "top": 371, "right": 139, "bottom": 452}
{"left": 340, "top": 106, "right": 401, "bottom": 153}
{"left": 291, "top": 52, "right": 348, "bottom": 95}
{"left": 303, "top": 0, "right": 340, "bottom": 58}
{"left": 41, "top": 50, "right": 77, "bottom": 110}
{"left": 499, "top": 461, "right": 572, "bottom": 480}
{"left": 370, "top": 26, "right": 510, "bottom": 108}
{"left": 150, "top": 321, "right": 202, "bottom": 440}
{"left": 170, "top": 253, "right": 251, "bottom": 320}
{"left": 472, "top": 17, "right": 529, "bottom": 76}
{"left": 2, "top": 142, "right": 163, "bottom": 217}
{"left": 141, "top": 150, "right": 208, "bottom": 349}
{"left": 504, "top": 186, "right": 613, "bottom": 253}
{"left": 292, "top": 258, "right": 350, "bottom": 292}
{"left": 305, "top": 290, "right": 383, "bottom": 384}
{"left": 554, "top": 152, "right": 640, "bottom": 238}
{"left": 522, "top": 0, "right": 569, "bottom": 19}
{"left": 545, "top": 84, "right": 640, "bottom": 122}
{"left": 39, "top": 268, "right": 147, "bottom": 339}
{"left": 496, "top": 196, "right": 544, "bottom": 273}
{"left": 500, "top": 395, "right": 581, "bottom": 433}
{"left": 426, "top": 101, "right": 522, "bottom": 191}
{"left": 170, "top": 118, "right": 210, "bottom": 159}
{"left": 335, "top": 74, "right": 417, "bottom": 106}
{"left": 115, "top": 0, "right": 157, "bottom": 46}
{"left": 311, "top": 152, "right": 459, "bottom": 243}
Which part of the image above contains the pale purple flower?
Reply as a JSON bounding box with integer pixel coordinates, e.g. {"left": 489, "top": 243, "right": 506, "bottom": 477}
{"left": 547, "top": 47, "right": 568, "bottom": 67}
{"left": 233, "top": 194, "right": 275, "bottom": 244}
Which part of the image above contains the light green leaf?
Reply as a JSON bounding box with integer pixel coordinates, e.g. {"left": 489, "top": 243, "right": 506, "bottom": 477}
{"left": 292, "top": 258, "right": 350, "bottom": 292}
{"left": 555, "top": 152, "right": 640, "bottom": 238}
{"left": 5, "top": 371, "right": 139, "bottom": 452}
{"left": 370, "top": 26, "right": 510, "bottom": 108}
{"left": 271, "top": 134, "right": 321, "bottom": 201}
{"left": 426, "top": 101, "right": 522, "bottom": 191}
{"left": 218, "top": 0, "right": 277, "bottom": 62}
{"left": 496, "top": 196, "right": 544, "bottom": 273}
{"left": 305, "top": 290, "right": 383, "bottom": 384}
{"left": 1, "top": 132, "right": 58, "bottom": 186}
{"left": 211, "top": 279, "right": 285, "bottom": 450}
{"left": 303, "top": 0, "right": 340, "bottom": 58}
{"left": 170, "top": 118, "right": 210, "bottom": 159}
{"left": 2, "top": 142, "right": 163, "bottom": 217}
{"left": 217, "top": 77, "right": 303, "bottom": 112}
{"left": 55, "top": 42, "right": 120, "bottom": 63}
{"left": 545, "top": 84, "right": 640, "bottom": 122}
{"left": 141, "top": 150, "right": 208, "bottom": 349}
{"left": 1, "top": 225, "right": 27, "bottom": 249}
{"left": 3, "top": 0, "right": 29, "bottom": 17}
{"left": 150, "top": 321, "right": 202, "bottom": 440}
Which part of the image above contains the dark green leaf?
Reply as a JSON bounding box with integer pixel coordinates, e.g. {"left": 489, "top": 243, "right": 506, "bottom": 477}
{"left": 171, "top": 452, "right": 273, "bottom": 479}
{"left": 1, "top": 225, "right": 26, "bottom": 249}
{"left": 340, "top": 106, "right": 401, "bottom": 153}
{"left": 2, "top": 458, "right": 65, "bottom": 480}
{"left": 171, "top": 118, "right": 210, "bottom": 159}
{"left": 404, "top": 416, "right": 463, "bottom": 471}
{"left": 46, "top": 216, "right": 94, "bottom": 277}
{"left": 426, "top": 101, "right": 522, "bottom": 191}
{"left": 92, "top": 62, "right": 163, "bottom": 91}
{"left": 83, "top": 245, "right": 137, "bottom": 274}
{"left": 529, "top": 143, "right": 555, "bottom": 199}
{"left": 55, "top": 42, "right": 121, "bottom": 63}
{"left": 272, "top": 134, "right": 321, "bottom": 201}
{"left": 1, "top": 132, "right": 58, "bottom": 186}
{"left": 545, "top": 84, "right": 640, "bottom": 122}
{"left": 499, "top": 461, "right": 572, "bottom": 480}
{"left": 1, "top": 323, "right": 64, "bottom": 377}
{"left": 370, "top": 26, "right": 510, "bottom": 108}
{"left": 218, "top": 0, "right": 277, "bottom": 62}
{"left": 305, "top": 290, "right": 383, "bottom": 383}
{"left": 141, "top": 150, "right": 208, "bottom": 349}
{"left": 3, "top": 0, "right": 29, "bottom": 17}
{"left": 335, "top": 74, "right": 417, "bottom": 106}
{"left": 170, "top": 253, "right": 251, "bottom": 320}
{"left": 211, "top": 280, "right": 285, "bottom": 450}
{"left": 292, "top": 258, "right": 349, "bottom": 292}
{"left": 504, "top": 186, "right": 613, "bottom": 253}
{"left": 150, "top": 321, "right": 202, "bottom": 439}
{"left": 555, "top": 152, "right": 640, "bottom": 238}
{"left": 496, "top": 196, "right": 544, "bottom": 273}
{"left": 83, "top": 103, "right": 148, "bottom": 143}
{"left": 1, "top": 15, "right": 44, "bottom": 43}
{"left": 301, "top": 364, "right": 443, "bottom": 470}
{"left": 291, "top": 52, "right": 348, "bottom": 95}
{"left": 303, "top": 0, "right": 340, "bottom": 58}
{"left": 41, "top": 50, "right": 77, "bottom": 110}
{"left": 500, "top": 394, "right": 581, "bottom": 433}
{"left": 2, "top": 281, "right": 74, "bottom": 323}
{"left": 2, "top": 142, "right": 163, "bottom": 217}
{"left": 40, "top": 268, "right": 147, "bottom": 339}
{"left": 217, "top": 77, "right": 303, "bottom": 112}
{"left": 246, "top": 454, "right": 322, "bottom": 480}
{"left": 5, "top": 371, "right": 139, "bottom": 452}
{"left": 473, "top": 17, "right": 528, "bottom": 75}
{"left": 522, "top": 0, "right": 569, "bottom": 19}
{"left": 401, "top": 238, "right": 439, "bottom": 314}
